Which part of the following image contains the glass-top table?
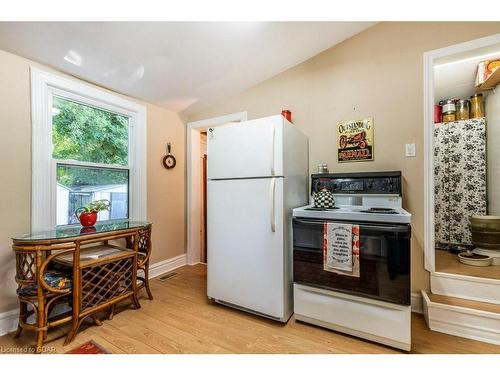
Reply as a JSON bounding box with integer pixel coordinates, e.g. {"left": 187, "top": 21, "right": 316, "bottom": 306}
{"left": 11, "top": 219, "right": 153, "bottom": 351}
{"left": 12, "top": 220, "right": 151, "bottom": 242}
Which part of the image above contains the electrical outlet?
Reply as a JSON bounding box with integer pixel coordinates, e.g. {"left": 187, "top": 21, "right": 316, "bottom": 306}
{"left": 405, "top": 143, "right": 416, "bottom": 157}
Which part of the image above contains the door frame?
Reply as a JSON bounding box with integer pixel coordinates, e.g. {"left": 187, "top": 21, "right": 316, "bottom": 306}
{"left": 186, "top": 111, "right": 248, "bottom": 264}
{"left": 423, "top": 33, "right": 500, "bottom": 273}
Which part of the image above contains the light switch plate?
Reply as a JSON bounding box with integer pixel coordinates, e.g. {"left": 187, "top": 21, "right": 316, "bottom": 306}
{"left": 405, "top": 143, "right": 416, "bottom": 157}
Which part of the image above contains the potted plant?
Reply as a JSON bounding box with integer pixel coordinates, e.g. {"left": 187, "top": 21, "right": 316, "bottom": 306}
{"left": 75, "top": 199, "right": 110, "bottom": 227}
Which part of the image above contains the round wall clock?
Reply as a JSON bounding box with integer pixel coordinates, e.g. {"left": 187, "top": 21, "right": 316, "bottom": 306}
{"left": 162, "top": 143, "right": 177, "bottom": 169}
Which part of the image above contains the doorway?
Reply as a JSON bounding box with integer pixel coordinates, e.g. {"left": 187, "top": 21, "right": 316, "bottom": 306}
{"left": 423, "top": 33, "right": 500, "bottom": 274}
{"left": 186, "top": 111, "right": 248, "bottom": 265}
{"left": 200, "top": 132, "right": 207, "bottom": 263}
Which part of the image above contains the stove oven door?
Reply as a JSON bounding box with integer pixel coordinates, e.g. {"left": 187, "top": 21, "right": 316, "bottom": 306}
{"left": 293, "top": 217, "right": 411, "bottom": 305}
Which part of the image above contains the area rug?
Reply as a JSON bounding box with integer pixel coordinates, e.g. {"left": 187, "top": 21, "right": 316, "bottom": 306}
{"left": 65, "top": 340, "right": 111, "bottom": 354}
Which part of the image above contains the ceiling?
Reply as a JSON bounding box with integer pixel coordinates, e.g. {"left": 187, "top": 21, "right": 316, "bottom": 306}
{"left": 0, "top": 22, "right": 374, "bottom": 114}
{"left": 434, "top": 42, "right": 500, "bottom": 102}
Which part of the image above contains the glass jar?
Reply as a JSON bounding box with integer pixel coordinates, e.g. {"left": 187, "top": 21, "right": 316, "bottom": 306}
{"left": 456, "top": 99, "right": 470, "bottom": 120}
{"left": 442, "top": 99, "right": 456, "bottom": 114}
{"left": 442, "top": 99, "right": 456, "bottom": 122}
{"left": 442, "top": 113, "right": 456, "bottom": 122}
{"left": 470, "top": 93, "right": 485, "bottom": 119}
{"left": 317, "top": 164, "right": 329, "bottom": 174}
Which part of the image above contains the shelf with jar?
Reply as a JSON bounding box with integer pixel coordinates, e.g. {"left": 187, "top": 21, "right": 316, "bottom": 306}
{"left": 434, "top": 93, "right": 485, "bottom": 124}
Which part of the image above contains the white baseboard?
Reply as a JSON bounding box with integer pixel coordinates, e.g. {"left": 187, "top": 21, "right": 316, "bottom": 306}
{"left": 145, "top": 253, "right": 187, "bottom": 279}
{"left": 411, "top": 292, "right": 423, "bottom": 314}
{"left": 0, "top": 308, "right": 19, "bottom": 337}
{"left": 0, "top": 253, "right": 188, "bottom": 337}
{"left": 422, "top": 290, "right": 500, "bottom": 346}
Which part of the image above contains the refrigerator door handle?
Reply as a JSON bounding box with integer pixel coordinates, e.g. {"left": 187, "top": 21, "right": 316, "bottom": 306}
{"left": 270, "top": 123, "right": 275, "bottom": 176}
{"left": 270, "top": 177, "right": 276, "bottom": 232}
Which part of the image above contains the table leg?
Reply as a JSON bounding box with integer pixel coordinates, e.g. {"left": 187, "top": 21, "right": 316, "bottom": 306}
{"left": 108, "top": 305, "right": 115, "bottom": 320}
{"left": 36, "top": 328, "right": 46, "bottom": 354}
{"left": 35, "top": 302, "right": 45, "bottom": 353}
{"left": 132, "top": 294, "right": 141, "bottom": 309}
{"left": 143, "top": 262, "right": 154, "bottom": 301}
{"left": 36, "top": 251, "right": 46, "bottom": 353}
{"left": 91, "top": 314, "right": 103, "bottom": 326}
{"left": 14, "top": 326, "right": 23, "bottom": 339}
{"left": 64, "top": 318, "right": 82, "bottom": 346}
{"left": 65, "top": 241, "right": 81, "bottom": 346}
{"left": 132, "top": 232, "right": 141, "bottom": 309}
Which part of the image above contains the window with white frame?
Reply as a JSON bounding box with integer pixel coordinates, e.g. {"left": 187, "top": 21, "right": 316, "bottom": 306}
{"left": 31, "top": 68, "right": 147, "bottom": 231}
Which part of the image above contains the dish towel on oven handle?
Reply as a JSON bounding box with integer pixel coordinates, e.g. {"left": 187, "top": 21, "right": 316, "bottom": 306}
{"left": 323, "top": 222, "right": 360, "bottom": 277}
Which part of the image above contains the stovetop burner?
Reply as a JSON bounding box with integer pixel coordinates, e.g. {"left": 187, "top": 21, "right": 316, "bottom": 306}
{"left": 360, "top": 207, "right": 398, "bottom": 214}
{"left": 305, "top": 207, "right": 340, "bottom": 211}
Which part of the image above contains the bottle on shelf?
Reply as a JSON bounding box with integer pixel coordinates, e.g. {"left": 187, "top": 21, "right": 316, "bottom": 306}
{"left": 470, "top": 93, "right": 484, "bottom": 119}
{"left": 456, "top": 99, "right": 470, "bottom": 120}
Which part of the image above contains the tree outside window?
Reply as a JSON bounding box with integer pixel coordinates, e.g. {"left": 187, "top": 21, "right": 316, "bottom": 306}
{"left": 52, "top": 96, "right": 130, "bottom": 225}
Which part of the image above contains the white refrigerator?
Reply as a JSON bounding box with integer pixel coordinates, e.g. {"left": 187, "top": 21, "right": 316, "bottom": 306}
{"left": 207, "top": 115, "right": 309, "bottom": 322}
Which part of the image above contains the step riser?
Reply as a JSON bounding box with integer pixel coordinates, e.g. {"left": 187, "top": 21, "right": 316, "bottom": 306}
{"left": 431, "top": 272, "right": 500, "bottom": 305}
{"left": 422, "top": 291, "right": 500, "bottom": 346}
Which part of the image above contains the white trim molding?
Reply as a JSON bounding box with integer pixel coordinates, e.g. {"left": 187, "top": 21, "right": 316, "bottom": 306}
{"left": 186, "top": 111, "right": 248, "bottom": 265}
{"left": 30, "top": 67, "right": 147, "bottom": 231}
{"left": 431, "top": 272, "right": 500, "bottom": 305}
{"left": 422, "top": 33, "right": 500, "bottom": 273}
{"left": 423, "top": 48, "right": 436, "bottom": 273}
{"left": 148, "top": 253, "right": 187, "bottom": 279}
{"left": 411, "top": 292, "right": 423, "bottom": 314}
{"left": 422, "top": 290, "right": 500, "bottom": 346}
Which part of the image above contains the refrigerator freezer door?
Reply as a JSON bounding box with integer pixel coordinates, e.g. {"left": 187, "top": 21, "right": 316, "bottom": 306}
{"left": 207, "top": 177, "right": 286, "bottom": 319}
{"left": 207, "top": 116, "right": 284, "bottom": 179}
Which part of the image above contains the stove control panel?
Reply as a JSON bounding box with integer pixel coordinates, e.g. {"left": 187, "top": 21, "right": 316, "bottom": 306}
{"left": 311, "top": 171, "right": 402, "bottom": 196}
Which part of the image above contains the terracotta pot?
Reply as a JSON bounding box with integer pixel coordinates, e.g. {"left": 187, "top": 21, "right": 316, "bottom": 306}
{"left": 77, "top": 211, "right": 98, "bottom": 227}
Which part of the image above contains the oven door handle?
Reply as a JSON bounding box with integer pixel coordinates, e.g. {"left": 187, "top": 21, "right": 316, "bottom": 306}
{"left": 358, "top": 224, "right": 409, "bottom": 232}
{"left": 293, "top": 219, "right": 408, "bottom": 233}
{"left": 293, "top": 218, "right": 322, "bottom": 226}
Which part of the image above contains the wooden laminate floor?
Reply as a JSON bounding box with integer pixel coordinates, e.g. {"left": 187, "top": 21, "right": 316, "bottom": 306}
{"left": 436, "top": 249, "right": 500, "bottom": 280}
{"left": 1, "top": 264, "right": 500, "bottom": 354}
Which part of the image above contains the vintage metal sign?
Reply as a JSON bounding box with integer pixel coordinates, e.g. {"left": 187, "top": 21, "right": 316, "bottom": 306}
{"left": 337, "top": 117, "right": 374, "bottom": 162}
